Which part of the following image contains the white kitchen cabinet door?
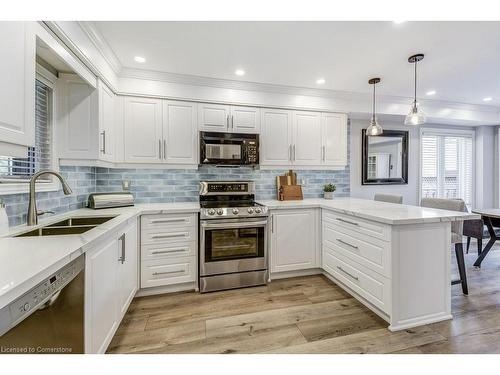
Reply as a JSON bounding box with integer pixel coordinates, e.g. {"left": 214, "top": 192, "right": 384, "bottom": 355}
{"left": 270, "top": 209, "right": 319, "bottom": 273}
{"left": 198, "top": 103, "right": 230, "bottom": 132}
{"left": 322, "top": 113, "right": 347, "bottom": 166}
{"left": 230, "top": 106, "right": 260, "bottom": 134}
{"left": 260, "top": 108, "right": 292, "bottom": 166}
{"left": 85, "top": 238, "right": 119, "bottom": 354}
{"left": 98, "top": 81, "right": 115, "bottom": 162}
{"left": 124, "top": 97, "right": 163, "bottom": 163}
{"left": 292, "top": 111, "right": 322, "bottom": 166}
{"left": 0, "top": 22, "right": 35, "bottom": 148}
{"left": 117, "top": 221, "right": 139, "bottom": 319}
{"left": 163, "top": 100, "right": 198, "bottom": 164}
{"left": 56, "top": 74, "right": 99, "bottom": 160}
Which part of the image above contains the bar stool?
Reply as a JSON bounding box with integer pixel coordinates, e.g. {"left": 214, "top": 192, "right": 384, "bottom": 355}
{"left": 420, "top": 197, "right": 468, "bottom": 295}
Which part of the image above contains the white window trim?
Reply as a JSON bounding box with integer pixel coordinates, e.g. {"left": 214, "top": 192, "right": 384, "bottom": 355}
{"left": 0, "top": 65, "right": 60, "bottom": 195}
{"left": 418, "top": 127, "right": 476, "bottom": 208}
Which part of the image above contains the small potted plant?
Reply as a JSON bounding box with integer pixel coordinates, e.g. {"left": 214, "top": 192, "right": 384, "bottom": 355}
{"left": 323, "top": 183, "right": 336, "bottom": 200}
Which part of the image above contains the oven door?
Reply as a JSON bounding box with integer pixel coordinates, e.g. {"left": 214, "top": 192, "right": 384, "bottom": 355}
{"left": 200, "top": 217, "right": 268, "bottom": 276}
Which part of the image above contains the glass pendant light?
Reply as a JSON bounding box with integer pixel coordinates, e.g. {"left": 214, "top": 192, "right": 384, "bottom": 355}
{"left": 366, "top": 78, "right": 383, "bottom": 136}
{"left": 404, "top": 53, "right": 426, "bottom": 126}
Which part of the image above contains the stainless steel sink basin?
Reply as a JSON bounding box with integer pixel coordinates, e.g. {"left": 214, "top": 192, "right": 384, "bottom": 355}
{"left": 46, "top": 216, "right": 116, "bottom": 227}
{"left": 13, "top": 215, "right": 117, "bottom": 237}
{"left": 15, "top": 225, "right": 98, "bottom": 237}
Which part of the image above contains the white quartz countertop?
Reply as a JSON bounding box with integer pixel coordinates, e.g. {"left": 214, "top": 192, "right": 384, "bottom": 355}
{"left": 258, "top": 198, "right": 480, "bottom": 225}
{"left": 0, "top": 202, "right": 199, "bottom": 309}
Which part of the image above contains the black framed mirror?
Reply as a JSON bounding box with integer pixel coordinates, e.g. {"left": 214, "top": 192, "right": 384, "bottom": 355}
{"left": 362, "top": 129, "right": 409, "bottom": 185}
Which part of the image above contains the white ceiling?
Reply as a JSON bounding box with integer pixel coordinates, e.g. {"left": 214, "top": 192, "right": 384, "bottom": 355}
{"left": 94, "top": 21, "right": 500, "bottom": 107}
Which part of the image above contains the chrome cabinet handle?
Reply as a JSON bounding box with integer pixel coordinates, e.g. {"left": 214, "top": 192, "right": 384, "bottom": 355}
{"left": 336, "top": 238, "right": 359, "bottom": 249}
{"left": 337, "top": 266, "right": 359, "bottom": 281}
{"left": 289, "top": 145, "right": 292, "bottom": 162}
{"left": 163, "top": 139, "right": 167, "bottom": 160}
{"left": 271, "top": 215, "right": 274, "bottom": 233}
{"left": 293, "top": 144, "right": 296, "bottom": 161}
{"left": 100, "top": 130, "right": 106, "bottom": 154}
{"left": 118, "top": 233, "right": 126, "bottom": 264}
{"left": 322, "top": 146, "right": 326, "bottom": 162}
{"left": 336, "top": 218, "right": 359, "bottom": 226}
{"left": 158, "top": 139, "right": 162, "bottom": 159}
{"left": 151, "top": 233, "right": 187, "bottom": 239}
{"left": 226, "top": 114, "right": 230, "bottom": 130}
{"left": 150, "top": 218, "right": 188, "bottom": 224}
{"left": 151, "top": 248, "right": 188, "bottom": 255}
{"left": 231, "top": 115, "right": 234, "bottom": 129}
{"left": 152, "top": 270, "right": 185, "bottom": 276}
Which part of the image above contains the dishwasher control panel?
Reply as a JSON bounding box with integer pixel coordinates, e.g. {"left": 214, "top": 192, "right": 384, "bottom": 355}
{"left": 0, "top": 255, "right": 84, "bottom": 336}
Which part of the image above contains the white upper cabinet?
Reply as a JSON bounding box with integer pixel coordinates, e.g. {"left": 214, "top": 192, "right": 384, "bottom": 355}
{"left": 198, "top": 103, "right": 260, "bottom": 134}
{"left": 198, "top": 103, "right": 230, "bottom": 132}
{"left": 293, "top": 111, "right": 322, "bottom": 166}
{"left": 230, "top": 106, "right": 260, "bottom": 133}
{"left": 0, "top": 22, "right": 35, "bottom": 148}
{"left": 163, "top": 100, "right": 198, "bottom": 164}
{"left": 98, "top": 81, "right": 115, "bottom": 162}
{"left": 260, "top": 108, "right": 293, "bottom": 165}
{"left": 322, "top": 113, "right": 347, "bottom": 166}
{"left": 123, "top": 97, "right": 163, "bottom": 163}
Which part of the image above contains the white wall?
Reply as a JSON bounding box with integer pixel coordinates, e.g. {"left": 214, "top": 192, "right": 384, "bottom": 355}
{"left": 475, "top": 126, "right": 497, "bottom": 208}
{"left": 349, "top": 119, "right": 420, "bottom": 205}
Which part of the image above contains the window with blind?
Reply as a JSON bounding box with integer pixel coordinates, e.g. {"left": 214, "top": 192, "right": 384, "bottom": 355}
{"left": 420, "top": 130, "right": 473, "bottom": 206}
{"left": 0, "top": 80, "right": 52, "bottom": 182}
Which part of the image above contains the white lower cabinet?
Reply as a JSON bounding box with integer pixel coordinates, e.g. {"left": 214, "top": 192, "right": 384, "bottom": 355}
{"left": 140, "top": 213, "right": 198, "bottom": 291}
{"left": 269, "top": 208, "right": 320, "bottom": 274}
{"left": 85, "top": 220, "right": 139, "bottom": 354}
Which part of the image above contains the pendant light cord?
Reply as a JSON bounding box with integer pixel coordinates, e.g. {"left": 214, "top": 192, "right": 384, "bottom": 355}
{"left": 372, "top": 82, "right": 376, "bottom": 117}
{"left": 414, "top": 60, "right": 417, "bottom": 104}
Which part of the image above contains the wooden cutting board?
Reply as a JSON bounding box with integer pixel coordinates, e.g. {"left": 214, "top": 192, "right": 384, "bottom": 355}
{"left": 280, "top": 185, "right": 303, "bottom": 201}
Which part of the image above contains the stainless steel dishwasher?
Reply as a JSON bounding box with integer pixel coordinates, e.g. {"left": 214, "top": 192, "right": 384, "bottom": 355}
{"left": 0, "top": 255, "right": 84, "bottom": 354}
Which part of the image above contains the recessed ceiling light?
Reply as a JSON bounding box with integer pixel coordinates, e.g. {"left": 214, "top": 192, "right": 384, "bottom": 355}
{"left": 235, "top": 69, "right": 245, "bottom": 76}
{"left": 483, "top": 97, "right": 493, "bottom": 102}
{"left": 134, "top": 56, "right": 146, "bottom": 63}
{"left": 316, "top": 78, "right": 326, "bottom": 85}
{"left": 426, "top": 90, "right": 436, "bottom": 96}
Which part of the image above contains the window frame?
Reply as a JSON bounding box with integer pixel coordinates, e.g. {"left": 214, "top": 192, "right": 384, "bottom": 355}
{"left": 0, "top": 63, "right": 60, "bottom": 195}
{"left": 418, "top": 127, "right": 476, "bottom": 208}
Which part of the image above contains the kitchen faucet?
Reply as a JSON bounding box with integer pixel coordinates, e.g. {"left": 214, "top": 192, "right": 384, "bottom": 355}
{"left": 27, "top": 170, "right": 73, "bottom": 226}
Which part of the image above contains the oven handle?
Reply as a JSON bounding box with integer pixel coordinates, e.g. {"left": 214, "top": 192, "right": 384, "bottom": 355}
{"left": 201, "top": 220, "right": 268, "bottom": 230}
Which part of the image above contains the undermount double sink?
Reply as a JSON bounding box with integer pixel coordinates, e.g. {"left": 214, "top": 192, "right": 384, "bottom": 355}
{"left": 14, "top": 216, "right": 116, "bottom": 237}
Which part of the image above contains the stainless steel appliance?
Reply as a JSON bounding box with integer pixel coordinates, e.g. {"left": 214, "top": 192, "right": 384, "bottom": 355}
{"left": 87, "top": 192, "right": 135, "bottom": 209}
{"left": 0, "top": 255, "right": 84, "bottom": 353}
{"left": 199, "top": 131, "right": 259, "bottom": 166}
{"left": 199, "top": 181, "right": 268, "bottom": 292}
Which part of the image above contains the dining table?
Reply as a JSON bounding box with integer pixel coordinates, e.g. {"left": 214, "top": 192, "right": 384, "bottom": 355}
{"left": 472, "top": 208, "right": 500, "bottom": 267}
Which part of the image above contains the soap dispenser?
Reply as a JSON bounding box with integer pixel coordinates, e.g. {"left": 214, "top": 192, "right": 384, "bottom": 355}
{"left": 0, "top": 199, "right": 8, "bottom": 236}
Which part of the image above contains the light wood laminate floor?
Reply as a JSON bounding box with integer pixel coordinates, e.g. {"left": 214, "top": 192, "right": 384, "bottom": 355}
{"left": 107, "top": 242, "right": 500, "bottom": 354}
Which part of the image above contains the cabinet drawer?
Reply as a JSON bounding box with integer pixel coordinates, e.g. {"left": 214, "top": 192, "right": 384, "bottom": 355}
{"left": 322, "top": 223, "right": 390, "bottom": 277}
{"left": 322, "top": 210, "right": 390, "bottom": 242}
{"left": 323, "top": 248, "right": 390, "bottom": 314}
{"left": 141, "top": 213, "right": 197, "bottom": 231}
{"left": 141, "top": 226, "right": 197, "bottom": 245}
{"left": 141, "top": 241, "right": 197, "bottom": 260}
{"left": 141, "top": 257, "right": 196, "bottom": 288}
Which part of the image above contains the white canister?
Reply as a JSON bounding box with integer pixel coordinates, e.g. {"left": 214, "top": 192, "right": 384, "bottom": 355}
{"left": 0, "top": 200, "right": 9, "bottom": 236}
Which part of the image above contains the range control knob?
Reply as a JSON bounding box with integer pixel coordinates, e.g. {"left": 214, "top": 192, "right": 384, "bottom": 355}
{"left": 207, "top": 209, "right": 216, "bottom": 216}
{"left": 216, "top": 209, "right": 224, "bottom": 216}
{"left": 255, "top": 207, "right": 262, "bottom": 214}
{"left": 23, "top": 302, "right": 30, "bottom": 312}
{"left": 247, "top": 207, "right": 254, "bottom": 214}
{"left": 232, "top": 208, "right": 239, "bottom": 215}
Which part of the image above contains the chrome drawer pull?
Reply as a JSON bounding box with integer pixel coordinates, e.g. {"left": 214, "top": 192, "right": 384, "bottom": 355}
{"left": 152, "top": 270, "right": 185, "bottom": 276}
{"left": 151, "top": 248, "right": 188, "bottom": 255}
{"left": 336, "top": 238, "right": 359, "bottom": 249}
{"left": 336, "top": 218, "right": 359, "bottom": 226}
{"left": 150, "top": 218, "right": 188, "bottom": 223}
{"left": 337, "top": 266, "right": 359, "bottom": 281}
{"left": 151, "top": 233, "right": 187, "bottom": 239}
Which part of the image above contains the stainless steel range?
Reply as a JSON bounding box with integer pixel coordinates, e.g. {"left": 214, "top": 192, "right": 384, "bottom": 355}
{"left": 199, "top": 181, "right": 268, "bottom": 293}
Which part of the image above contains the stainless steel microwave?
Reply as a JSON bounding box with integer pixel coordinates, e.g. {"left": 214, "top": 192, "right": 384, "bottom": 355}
{"left": 199, "top": 131, "right": 259, "bottom": 166}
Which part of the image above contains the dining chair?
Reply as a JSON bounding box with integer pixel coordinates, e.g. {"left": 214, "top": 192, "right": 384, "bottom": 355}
{"left": 374, "top": 193, "right": 403, "bottom": 204}
{"left": 420, "top": 197, "right": 468, "bottom": 295}
{"left": 463, "top": 218, "right": 500, "bottom": 255}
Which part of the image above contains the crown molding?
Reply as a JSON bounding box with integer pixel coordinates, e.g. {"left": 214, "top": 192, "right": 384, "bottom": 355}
{"left": 78, "top": 21, "right": 122, "bottom": 75}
